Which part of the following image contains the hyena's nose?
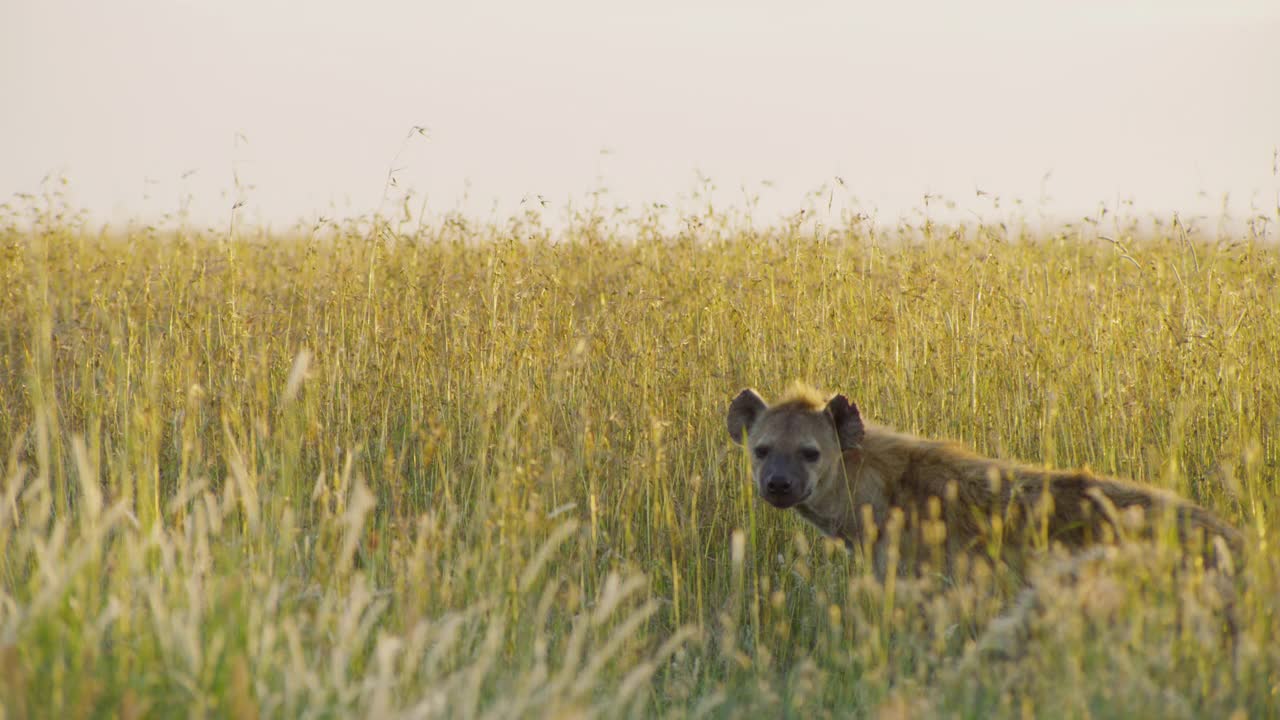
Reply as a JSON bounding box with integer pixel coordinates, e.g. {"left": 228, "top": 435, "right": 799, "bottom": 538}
{"left": 766, "top": 476, "right": 791, "bottom": 496}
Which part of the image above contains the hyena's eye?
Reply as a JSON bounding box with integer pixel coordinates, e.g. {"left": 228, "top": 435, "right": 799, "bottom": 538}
{"left": 800, "top": 447, "right": 821, "bottom": 463}
{"left": 753, "top": 445, "right": 770, "bottom": 459}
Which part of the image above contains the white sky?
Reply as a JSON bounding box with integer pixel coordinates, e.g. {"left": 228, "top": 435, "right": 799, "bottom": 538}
{"left": 2, "top": 1, "right": 1278, "bottom": 229}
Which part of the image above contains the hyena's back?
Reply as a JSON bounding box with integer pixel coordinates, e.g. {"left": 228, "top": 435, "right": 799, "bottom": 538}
{"left": 1026, "top": 471, "right": 1241, "bottom": 559}
{"left": 891, "top": 444, "right": 1242, "bottom": 569}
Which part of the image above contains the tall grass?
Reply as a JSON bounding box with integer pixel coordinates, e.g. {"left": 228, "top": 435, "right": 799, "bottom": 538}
{"left": 1, "top": 196, "right": 1277, "bottom": 718}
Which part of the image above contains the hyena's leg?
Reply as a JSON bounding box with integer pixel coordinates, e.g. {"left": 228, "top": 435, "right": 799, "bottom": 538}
{"left": 973, "top": 545, "right": 1114, "bottom": 661}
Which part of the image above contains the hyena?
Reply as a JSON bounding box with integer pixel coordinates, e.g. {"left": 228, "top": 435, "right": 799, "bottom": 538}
{"left": 725, "top": 384, "right": 1242, "bottom": 580}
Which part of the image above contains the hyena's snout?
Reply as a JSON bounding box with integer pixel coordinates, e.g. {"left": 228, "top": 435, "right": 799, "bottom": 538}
{"left": 758, "top": 457, "right": 807, "bottom": 508}
{"left": 765, "top": 475, "right": 791, "bottom": 496}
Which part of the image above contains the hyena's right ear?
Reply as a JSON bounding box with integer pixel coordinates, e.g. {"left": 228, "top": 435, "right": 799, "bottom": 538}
{"left": 825, "top": 394, "right": 865, "bottom": 449}
{"left": 726, "top": 389, "right": 767, "bottom": 445}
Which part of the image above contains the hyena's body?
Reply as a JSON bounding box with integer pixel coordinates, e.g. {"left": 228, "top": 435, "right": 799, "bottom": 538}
{"left": 727, "top": 384, "right": 1241, "bottom": 579}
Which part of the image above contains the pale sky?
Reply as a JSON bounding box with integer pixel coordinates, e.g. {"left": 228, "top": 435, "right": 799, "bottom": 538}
{"left": 2, "top": 1, "right": 1278, "bottom": 230}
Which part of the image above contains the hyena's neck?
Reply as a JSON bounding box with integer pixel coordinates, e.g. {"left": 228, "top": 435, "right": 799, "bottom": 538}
{"left": 795, "top": 463, "right": 865, "bottom": 550}
{"left": 793, "top": 501, "right": 858, "bottom": 550}
{"left": 795, "top": 443, "right": 895, "bottom": 551}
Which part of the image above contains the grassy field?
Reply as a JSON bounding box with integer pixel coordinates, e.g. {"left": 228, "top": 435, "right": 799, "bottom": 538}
{"left": 1, "top": 197, "right": 1278, "bottom": 718}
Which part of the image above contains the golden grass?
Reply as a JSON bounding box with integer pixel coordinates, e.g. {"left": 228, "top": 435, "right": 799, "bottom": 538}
{"left": 0, "top": 197, "right": 1277, "bottom": 718}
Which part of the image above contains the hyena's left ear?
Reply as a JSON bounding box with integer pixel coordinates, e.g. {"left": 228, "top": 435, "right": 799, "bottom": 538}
{"left": 825, "top": 394, "right": 865, "bottom": 449}
{"left": 726, "top": 389, "right": 767, "bottom": 445}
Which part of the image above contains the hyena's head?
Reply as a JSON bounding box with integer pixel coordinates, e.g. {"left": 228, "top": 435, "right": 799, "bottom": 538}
{"left": 725, "top": 385, "right": 865, "bottom": 509}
